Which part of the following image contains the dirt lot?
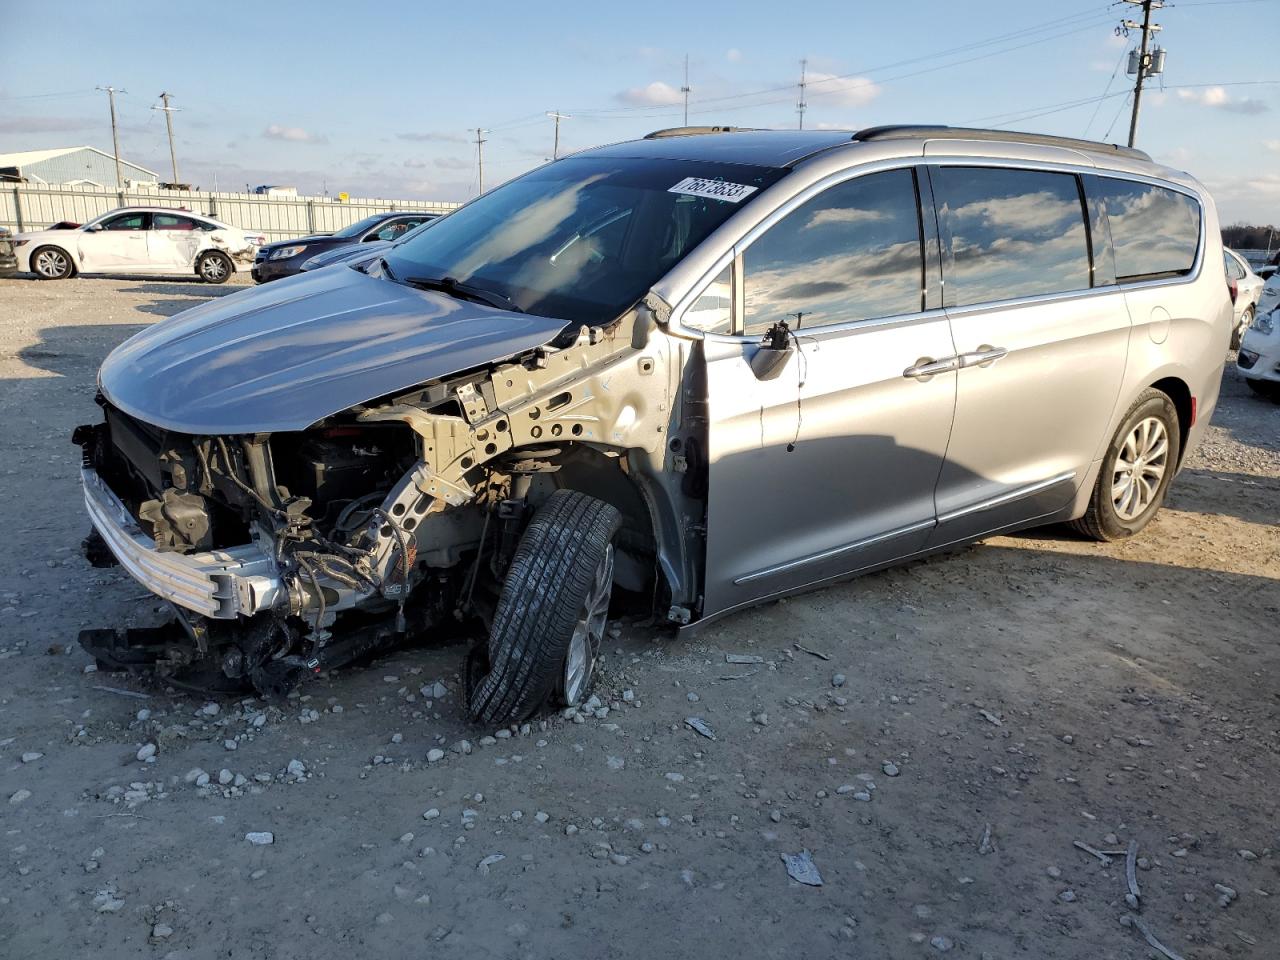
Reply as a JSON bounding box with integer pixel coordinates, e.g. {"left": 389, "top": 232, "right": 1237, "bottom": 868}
{"left": 1, "top": 274, "right": 1277, "bottom": 960}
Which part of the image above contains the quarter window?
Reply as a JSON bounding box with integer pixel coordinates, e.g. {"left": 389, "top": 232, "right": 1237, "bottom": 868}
{"left": 932, "top": 167, "right": 1091, "bottom": 307}
{"left": 742, "top": 168, "right": 923, "bottom": 335}
{"left": 1094, "top": 178, "right": 1200, "bottom": 281}
{"left": 685, "top": 265, "right": 732, "bottom": 334}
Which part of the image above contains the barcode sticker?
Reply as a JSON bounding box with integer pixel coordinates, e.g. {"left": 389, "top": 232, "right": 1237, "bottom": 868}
{"left": 668, "top": 177, "right": 758, "bottom": 203}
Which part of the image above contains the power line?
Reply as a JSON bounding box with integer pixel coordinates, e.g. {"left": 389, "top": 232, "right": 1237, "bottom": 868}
{"left": 1083, "top": 42, "right": 1132, "bottom": 137}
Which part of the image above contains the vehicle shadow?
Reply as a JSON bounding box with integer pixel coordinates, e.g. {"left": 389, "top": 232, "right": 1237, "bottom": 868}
{"left": 17, "top": 322, "right": 150, "bottom": 380}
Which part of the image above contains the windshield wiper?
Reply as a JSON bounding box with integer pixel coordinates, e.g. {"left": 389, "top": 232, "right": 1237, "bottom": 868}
{"left": 403, "top": 275, "right": 524, "bottom": 313}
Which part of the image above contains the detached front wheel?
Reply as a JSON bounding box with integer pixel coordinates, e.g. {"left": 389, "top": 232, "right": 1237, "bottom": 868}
{"left": 467, "top": 490, "right": 621, "bottom": 725}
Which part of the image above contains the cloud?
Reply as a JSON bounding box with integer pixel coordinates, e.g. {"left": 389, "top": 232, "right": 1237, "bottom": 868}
{"left": 0, "top": 116, "right": 93, "bottom": 133}
{"left": 263, "top": 124, "right": 327, "bottom": 144}
{"left": 726, "top": 48, "right": 743, "bottom": 63}
{"left": 397, "top": 131, "right": 468, "bottom": 144}
{"left": 1265, "top": 139, "right": 1280, "bottom": 154}
{"left": 805, "top": 73, "right": 881, "bottom": 109}
{"left": 1177, "top": 87, "right": 1269, "bottom": 115}
{"left": 616, "top": 81, "right": 684, "bottom": 106}
{"left": 434, "top": 156, "right": 471, "bottom": 171}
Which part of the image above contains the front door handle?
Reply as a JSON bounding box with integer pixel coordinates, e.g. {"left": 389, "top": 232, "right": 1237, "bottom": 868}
{"left": 957, "top": 345, "right": 1008, "bottom": 368}
{"left": 903, "top": 356, "right": 960, "bottom": 380}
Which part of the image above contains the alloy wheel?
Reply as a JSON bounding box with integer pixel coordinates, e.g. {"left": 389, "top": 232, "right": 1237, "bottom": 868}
{"left": 35, "top": 249, "right": 69, "bottom": 278}
{"left": 202, "top": 256, "right": 228, "bottom": 281}
{"left": 563, "top": 543, "right": 613, "bottom": 705}
{"left": 1111, "top": 416, "right": 1169, "bottom": 521}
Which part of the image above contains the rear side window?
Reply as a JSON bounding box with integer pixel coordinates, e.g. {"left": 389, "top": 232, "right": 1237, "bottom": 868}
{"left": 1223, "top": 251, "right": 1244, "bottom": 281}
{"left": 742, "top": 168, "right": 923, "bottom": 334}
{"left": 153, "top": 213, "right": 197, "bottom": 230}
{"left": 1094, "top": 178, "right": 1200, "bottom": 281}
{"left": 932, "top": 167, "right": 1091, "bottom": 308}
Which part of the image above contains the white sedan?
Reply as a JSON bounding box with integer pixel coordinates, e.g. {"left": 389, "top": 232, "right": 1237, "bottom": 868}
{"left": 13, "top": 207, "right": 264, "bottom": 283}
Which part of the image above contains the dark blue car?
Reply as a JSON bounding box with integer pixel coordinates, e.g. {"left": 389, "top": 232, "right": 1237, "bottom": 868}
{"left": 251, "top": 211, "right": 437, "bottom": 283}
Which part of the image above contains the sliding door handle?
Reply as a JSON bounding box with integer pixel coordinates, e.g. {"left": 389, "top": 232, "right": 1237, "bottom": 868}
{"left": 958, "top": 345, "right": 1008, "bottom": 368}
{"left": 903, "top": 356, "right": 960, "bottom": 380}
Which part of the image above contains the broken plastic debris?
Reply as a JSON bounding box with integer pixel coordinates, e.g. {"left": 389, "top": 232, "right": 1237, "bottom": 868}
{"left": 477, "top": 853, "right": 505, "bottom": 875}
{"left": 725, "top": 654, "right": 764, "bottom": 664}
{"left": 684, "top": 717, "right": 717, "bottom": 740}
{"left": 781, "top": 850, "right": 823, "bottom": 886}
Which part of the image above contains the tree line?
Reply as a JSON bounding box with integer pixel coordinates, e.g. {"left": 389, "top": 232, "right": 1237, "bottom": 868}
{"left": 1222, "top": 224, "right": 1278, "bottom": 251}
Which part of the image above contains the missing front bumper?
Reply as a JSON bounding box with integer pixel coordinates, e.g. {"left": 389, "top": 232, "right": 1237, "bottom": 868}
{"left": 82, "top": 466, "right": 286, "bottom": 619}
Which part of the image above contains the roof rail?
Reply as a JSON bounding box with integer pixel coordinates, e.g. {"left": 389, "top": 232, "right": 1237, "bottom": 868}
{"left": 852, "top": 125, "right": 1152, "bottom": 162}
{"left": 643, "top": 126, "right": 758, "bottom": 139}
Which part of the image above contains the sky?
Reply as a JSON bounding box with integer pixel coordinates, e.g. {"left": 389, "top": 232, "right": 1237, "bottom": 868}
{"left": 2, "top": 0, "right": 1278, "bottom": 225}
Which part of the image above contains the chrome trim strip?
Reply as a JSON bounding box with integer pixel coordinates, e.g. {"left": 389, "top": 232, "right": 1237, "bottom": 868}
{"left": 936, "top": 470, "right": 1076, "bottom": 524}
{"left": 732, "top": 518, "right": 935, "bottom": 586}
{"left": 82, "top": 467, "right": 285, "bottom": 619}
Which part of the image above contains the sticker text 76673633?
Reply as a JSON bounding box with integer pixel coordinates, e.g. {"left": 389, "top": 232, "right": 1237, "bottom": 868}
{"left": 668, "top": 177, "right": 758, "bottom": 203}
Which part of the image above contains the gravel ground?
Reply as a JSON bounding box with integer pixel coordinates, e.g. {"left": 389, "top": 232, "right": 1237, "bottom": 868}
{"left": 1, "top": 274, "right": 1277, "bottom": 960}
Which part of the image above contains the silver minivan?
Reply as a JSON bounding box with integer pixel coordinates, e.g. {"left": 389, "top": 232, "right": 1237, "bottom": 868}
{"left": 76, "top": 126, "right": 1230, "bottom": 720}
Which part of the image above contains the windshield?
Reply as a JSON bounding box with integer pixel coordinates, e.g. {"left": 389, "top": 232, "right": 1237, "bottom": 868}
{"left": 383, "top": 156, "right": 784, "bottom": 325}
{"left": 334, "top": 214, "right": 391, "bottom": 239}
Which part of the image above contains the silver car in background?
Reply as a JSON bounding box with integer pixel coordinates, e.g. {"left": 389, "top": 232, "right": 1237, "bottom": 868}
{"left": 1224, "top": 247, "right": 1265, "bottom": 349}
{"left": 75, "top": 125, "right": 1230, "bottom": 721}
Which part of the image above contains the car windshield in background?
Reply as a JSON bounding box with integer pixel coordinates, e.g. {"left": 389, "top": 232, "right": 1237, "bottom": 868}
{"left": 383, "top": 157, "right": 785, "bottom": 326}
{"left": 333, "top": 214, "right": 391, "bottom": 239}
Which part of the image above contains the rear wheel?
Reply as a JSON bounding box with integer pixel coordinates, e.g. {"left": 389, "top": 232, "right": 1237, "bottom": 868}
{"left": 32, "top": 245, "right": 74, "bottom": 280}
{"left": 1070, "top": 388, "right": 1180, "bottom": 542}
{"left": 1231, "top": 307, "right": 1253, "bottom": 351}
{"left": 196, "top": 251, "right": 232, "bottom": 284}
{"left": 467, "top": 490, "right": 621, "bottom": 725}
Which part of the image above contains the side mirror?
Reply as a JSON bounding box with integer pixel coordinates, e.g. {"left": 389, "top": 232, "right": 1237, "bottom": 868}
{"left": 85, "top": 223, "right": 102, "bottom": 232}
{"left": 749, "top": 321, "right": 795, "bottom": 381}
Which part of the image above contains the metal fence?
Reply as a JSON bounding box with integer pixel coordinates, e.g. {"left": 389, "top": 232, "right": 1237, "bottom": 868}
{"left": 1, "top": 184, "right": 462, "bottom": 242}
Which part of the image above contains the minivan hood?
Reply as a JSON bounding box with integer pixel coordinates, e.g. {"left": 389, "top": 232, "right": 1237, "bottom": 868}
{"left": 100, "top": 266, "right": 571, "bottom": 434}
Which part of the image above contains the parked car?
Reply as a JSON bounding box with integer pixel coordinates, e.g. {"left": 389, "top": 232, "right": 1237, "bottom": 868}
{"left": 0, "top": 227, "right": 16, "bottom": 276}
{"left": 251, "top": 212, "right": 437, "bottom": 283}
{"left": 1224, "top": 247, "right": 1265, "bottom": 349}
{"left": 73, "top": 125, "right": 1228, "bottom": 722}
{"left": 1256, "top": 272, "right": 1280, "bottom": 318}
{"left": 299, "top": 215, "right": 443, "bottom": 274}
{"left": 1237, "top": 303, "right": 1280, "bottom": 400}
{"left": 12, "top": 207, "right": 263, "bottom": 283}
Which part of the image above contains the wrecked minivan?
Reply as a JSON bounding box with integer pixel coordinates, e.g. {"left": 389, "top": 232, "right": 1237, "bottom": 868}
{"left": 76, "top": 126, "right": 1229, "bottom": 722}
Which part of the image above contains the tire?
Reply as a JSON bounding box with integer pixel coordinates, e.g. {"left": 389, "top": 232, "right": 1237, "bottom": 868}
{"left": 1246, "top": 378, "right": 1280, "bottom": 403}
{"left": 467, "top": 490, "right": 621, "bottom": 725}
{"left": 196, "top": 251, "right": 233, "bottom": 284}
{"left": 1231, "top": 307, "right": 1253, "bottom": 351}
{"left": 1070, "top": 388, "right": 1181, "bottom": 542}
{"left": 31, "top": 245, "right": 74, "bottom": 280}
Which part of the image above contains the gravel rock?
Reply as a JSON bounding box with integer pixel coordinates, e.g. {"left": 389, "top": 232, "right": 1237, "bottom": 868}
{"left": 426, "top": 748, "right": 445, "bottom": 763}
{"left": 286, "top": 759, "right": 306, "bottom": 779}
{"left": 1058, "top": 889, "right": 1077, "bottom": 903}
{"left": 20, "top": 751, "right": 42, "bottom": 763}
{"left": 245, "top": 831, "right": 274, "bottom": 845}
{"left": 151, "top": 923, "right": 173, "bottom": 939}
{"left": 136, "top": 743, "right": 157, "bottom": 761}
{"left": 422, "top": 808, "right": 441, "bottom": 820}
{"left": 930, "top": 935, "right": 954, "bottom": 952}
{"left": 882, "top": 761, "right": 900, "bottom": 777}
{"left": 832, "top": 673, "right": 846, "bottom": 687}
{"left": 9, "top": 789, "right": 32, "bottom": 805}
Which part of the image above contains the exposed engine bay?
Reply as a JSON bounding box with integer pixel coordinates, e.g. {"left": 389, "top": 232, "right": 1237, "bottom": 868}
{"left": 75, "top": 314, "right": 700, "bottom": 703}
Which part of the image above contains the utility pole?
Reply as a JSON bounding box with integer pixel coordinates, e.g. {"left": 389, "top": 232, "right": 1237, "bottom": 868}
{"left": 95, "top": 85, "right": 126, "bottom": 189}
{"left": 546, "top": 111, "right": 570, "bottom": 160}
{"left": 1123, "top": 0, "right": 1163, "bottom": 148}
{"left": 474, "top": 128, "right": 489, "bottom": 194}
{"left": 153, "top": 91, "right": 180, "bottom": 185}
{"left": 681, "top": 54, "right": 691, "bottom": 126}
{"left": 796, "top": 59, "right": 808, "bottom": 130}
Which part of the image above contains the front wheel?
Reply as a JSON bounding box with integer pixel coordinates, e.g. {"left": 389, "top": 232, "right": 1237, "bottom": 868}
{"left": 1069, "top": 388, "right": 1181, "bottom": 542}
{"left": 467, "top": 490, "right": 621, "bottom": 725}
{"left": 32, "top": 245, "right": 74, "bottom": 280}
{"left": 196, "top": 251, "right": 232, "bottom": 284}
{"left": 1231, "top": 307, "right": 1253, "bottom": 351}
